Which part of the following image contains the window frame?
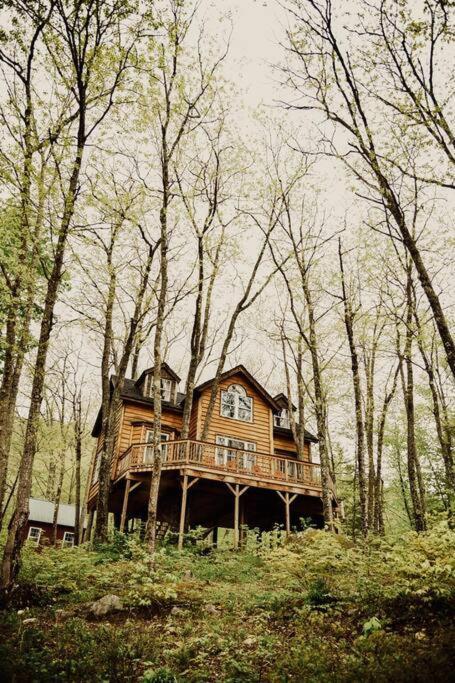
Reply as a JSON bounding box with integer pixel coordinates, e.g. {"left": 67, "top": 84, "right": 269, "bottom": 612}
{"left": 27, "top": 526, "right": 42, "bottom": 545}
{"left": 144, "top": 430, "right": 169, "bottom": 463}
{"left": 220, "top": 384, "right": 253, "bottom": 423}
{"left": 62, "top": 531, "right": 75, "bottom": 547}
{"left": 143, "top": 374, "right": 174, "bottom": 402}
{"left": 215, "top": 435, "right": 256, "bottom": 470}
{"left": 161, "top": 378, "right": 173, "bottom": 402}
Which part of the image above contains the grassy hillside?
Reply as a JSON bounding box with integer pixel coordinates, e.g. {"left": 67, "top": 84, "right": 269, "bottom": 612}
{"left": 1, "top": 526, "right": 454, "bottom": 682}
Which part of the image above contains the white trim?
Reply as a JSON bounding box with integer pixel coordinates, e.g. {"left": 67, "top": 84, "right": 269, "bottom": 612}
{"left": 62, "top": 531, "right": 75, "bottom": 547}
{"left": 215, "top": 435, "right": 256, "bottom": 470}
{"left": 220, "top": 384, "right": 253, "bottom": 423}
{"left": 144, "top": 430, "right": 169, "bottom": 463}
{"left": 27, "top": 526, "right": 42, "bottom": 544}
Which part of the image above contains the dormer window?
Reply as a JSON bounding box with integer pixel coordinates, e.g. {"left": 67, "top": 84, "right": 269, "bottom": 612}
{"left": 221, "top": 383, "right": 253, "bottom": 422}
{"left": 143, "top": 373, "right": 175, "bottom": 403}
{"left": 274, "top": 408, "right": 290, "bottom": 428}
{"left": 161, "top": 378, "right": 173, "bottom": 402}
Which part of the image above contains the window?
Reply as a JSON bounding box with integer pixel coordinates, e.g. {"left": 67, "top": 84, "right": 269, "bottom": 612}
{"left": 62, "top": 531, "right": 75, "bottom": 548}
{"left": 144, "top": 374, "right": 174, "bottom": 402}
{"left": 161, "top": 378, "right": 173, "bottom": 402}
{"left": 27, "top": 527, "right": 42, "bottom": 545}
{"left": 220, "top": 384, "right": 253, "bottom": 422}
{"left": 216, "top": 436, "right": 256, "bottom": 470}
{"left": 144, "top": 431, "right": 169, "bottom": 464}
{"left": 274, "top": 409, "right": 290, "bottom": 428}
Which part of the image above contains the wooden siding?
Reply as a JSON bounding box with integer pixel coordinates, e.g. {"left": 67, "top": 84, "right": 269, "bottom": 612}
{"left": 107, "top": 400, "right": 183, "bottom": 477}
{"left": 273, "top": 433, "right": 311, "bottom": 461}
{"left": 195, "top": 372, "right": 273, "bottom": 452}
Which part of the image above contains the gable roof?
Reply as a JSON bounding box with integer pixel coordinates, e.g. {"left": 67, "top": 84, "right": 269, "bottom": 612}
{"left": 91, "top": 376, "right": 185, "bottom": 437}
{"left": 194, "top": 364, "right": 280, "bottom": 411}
{"left": 273, "top": 393, "right": 297, "bottom": 411}
{"left": 135, "top": 362, "right": 181, "bottom": 385}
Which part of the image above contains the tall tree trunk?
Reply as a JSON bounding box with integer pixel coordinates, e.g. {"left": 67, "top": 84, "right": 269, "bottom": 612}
{"left": 339, "top": 241, "right": 368, "bottom": 535}
{"left": 415, "top": 316, "right": 455, "bottom": 524}
{"left": 398, "top": 267, "right": 427, "bottom": 532}
{"left": 302, "top": 281, "right": 334, "bottom": 530}
{"left": 73, "top": 392, "right": 83, "bottom": 545}
{"left": 144, "top": 202, "right": 169, "bottom": 553}
{"left": 0, "top": 96, "right": 86, "bottom": 594}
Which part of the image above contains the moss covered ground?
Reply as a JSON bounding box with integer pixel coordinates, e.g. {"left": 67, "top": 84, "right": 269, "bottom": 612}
{"left": 0, "top": 525, "right": 454, "bottom": 682}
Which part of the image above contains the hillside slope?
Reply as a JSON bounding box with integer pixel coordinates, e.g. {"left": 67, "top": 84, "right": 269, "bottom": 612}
{"left": 0, "top": 527, "right": 454, "bottom": 682}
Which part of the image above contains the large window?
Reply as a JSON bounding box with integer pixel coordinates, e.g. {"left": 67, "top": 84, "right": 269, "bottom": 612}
{"left": 144, "top": 431, "right": 169, "bottom": 464}
{"left": 27, "top": 527, "right": 42, "bottom": 545}
{"left": 220, "top": 384, "right": 253, "bottom": 422}
{"left": 216, "top": 436, "right": 256, "bottom": 470}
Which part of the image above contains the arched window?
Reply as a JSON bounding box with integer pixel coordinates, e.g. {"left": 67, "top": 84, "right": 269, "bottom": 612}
{"left": 220, "top": 383, "right": 253, "bottom": 422}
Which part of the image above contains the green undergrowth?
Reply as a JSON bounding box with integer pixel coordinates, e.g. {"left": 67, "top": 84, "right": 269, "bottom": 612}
{"left": 0, "top": 523, "right": 454, "bottom": 682}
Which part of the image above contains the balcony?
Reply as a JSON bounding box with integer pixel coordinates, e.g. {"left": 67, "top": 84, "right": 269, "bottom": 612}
{"left": 115, "top": 439, "right": 334, "bottom": 495}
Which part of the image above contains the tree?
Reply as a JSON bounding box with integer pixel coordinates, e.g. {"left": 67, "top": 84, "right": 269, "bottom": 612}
{"left": 338, "top": 241, "right": 368, "bottom": 535}
{"left": 281, "top": 0, "right": 455, "bottom": 380}
{"left": 1, "top": 0, "right": 138, "bottom": 595}
{"left": 142, "top": 0, "right": 230, "bottom": 553}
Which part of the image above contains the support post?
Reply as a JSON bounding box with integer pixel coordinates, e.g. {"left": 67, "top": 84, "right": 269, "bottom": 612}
{"left": 178, "top": 475, "right": 189, "bottom": 550}
{"left": 177, "top": 475, "right": 198, "bottom": 550}
{"left": 277, "top": 491, "right": 298, "bottom": 535}
{"left": 234, "top": 485, "right": 240, "bottom": 549}
{"left": 120, "top": 479, "right": 131, "bottom": 533}
{"left": 226, "top": 483, "right": 249, "bottom": 549}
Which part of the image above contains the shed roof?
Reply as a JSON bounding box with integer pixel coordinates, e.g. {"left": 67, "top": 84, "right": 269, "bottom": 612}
{"left": 28, "top": 498, "right": 85, "bottom": 528}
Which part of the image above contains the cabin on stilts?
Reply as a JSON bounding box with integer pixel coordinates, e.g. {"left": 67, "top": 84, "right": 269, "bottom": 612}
{"left": 87, "top": 364, "right": 338, "bottom": 547}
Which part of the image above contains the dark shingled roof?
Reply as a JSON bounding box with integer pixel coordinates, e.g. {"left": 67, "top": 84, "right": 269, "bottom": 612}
{"left": 91, "top": 366, "right": 318, "bottom": 443}
{"left": 91, "top": 377, "right": 185, "bottom": 437}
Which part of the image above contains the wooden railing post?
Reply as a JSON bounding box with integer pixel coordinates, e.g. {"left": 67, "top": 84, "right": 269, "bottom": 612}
{"left": 185, "top": 440, "right": 190, "bottom": 464}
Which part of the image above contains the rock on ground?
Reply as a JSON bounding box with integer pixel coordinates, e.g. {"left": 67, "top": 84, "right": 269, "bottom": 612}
{"left": 90, "top": 594, "right": 123, "bottom": 617}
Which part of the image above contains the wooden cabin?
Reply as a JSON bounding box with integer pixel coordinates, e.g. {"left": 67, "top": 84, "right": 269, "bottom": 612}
{"left": 87, "top": 364, "right": 337, "bottom": 547}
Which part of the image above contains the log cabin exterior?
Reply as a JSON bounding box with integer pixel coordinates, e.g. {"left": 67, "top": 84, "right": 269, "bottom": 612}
{"left": 87, "top": 364, "right": 337, "bottom": 547}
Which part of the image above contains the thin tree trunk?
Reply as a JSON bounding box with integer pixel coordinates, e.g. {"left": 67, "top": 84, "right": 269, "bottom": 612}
{"left": 374, "top": 366, "right": 399, "bottom": 534}
{"left": 52, "top": 455, "right": 65, "bottom": 547}
{"left": 73, "top": 392, "right": 83, "bottom": 545}
{"left": 339, "top": 241, "right": 368, "bottom": 535}
{"left": 398, "top": 267, "right": 426, "bottom": 531}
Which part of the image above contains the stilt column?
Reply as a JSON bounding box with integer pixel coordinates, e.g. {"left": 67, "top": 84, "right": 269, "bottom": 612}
{"left": 277, "top": 491, "right": 298, "bottom": 535}
{"left": 226, "top": 483, "right": 249, "bottom": 549}
{"left": 178, "top": 475, "right": 199, "bottom": 550}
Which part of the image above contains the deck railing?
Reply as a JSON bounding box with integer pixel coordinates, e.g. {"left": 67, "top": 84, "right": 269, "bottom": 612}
{"left": 116, "top": 439, "right": 332, "bottom": 491}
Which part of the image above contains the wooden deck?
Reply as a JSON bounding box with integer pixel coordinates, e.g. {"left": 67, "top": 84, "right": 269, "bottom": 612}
{"left": 113, "top": 439, "right": 335, "bottom": 497}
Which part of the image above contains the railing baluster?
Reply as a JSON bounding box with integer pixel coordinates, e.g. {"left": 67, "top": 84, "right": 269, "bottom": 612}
{"left": 114, "top": 439, "right": 326, "bottom": 492}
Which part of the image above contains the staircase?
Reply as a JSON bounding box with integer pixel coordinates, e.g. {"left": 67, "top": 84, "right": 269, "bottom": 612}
{"left": 156, "top": 520, "right": 173, "bottom": 541}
